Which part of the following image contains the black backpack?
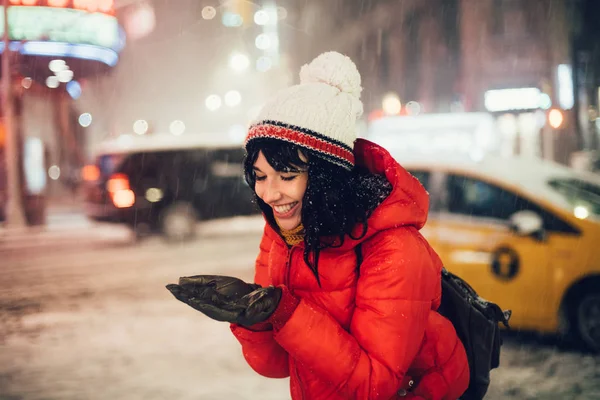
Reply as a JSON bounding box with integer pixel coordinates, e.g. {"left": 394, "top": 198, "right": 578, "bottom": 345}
{"left": 437, "top": 268, "right": 511, "bottom": 400}
{"left": 355, "top": 246, "right": 511, "bottom": 400}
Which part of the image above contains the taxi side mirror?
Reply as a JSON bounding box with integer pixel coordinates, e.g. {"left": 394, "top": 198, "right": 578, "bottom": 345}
{"left": 508, "top": 210, "right": 544, "bottom": 239}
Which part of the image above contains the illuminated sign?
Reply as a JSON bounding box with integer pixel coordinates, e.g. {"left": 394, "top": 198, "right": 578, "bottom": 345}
{"left": 9, "top": 0, "right": 114, "bottom": 14}
{"left": 484, "top": 88, "right": 542, "bottom": 113}
{"left": 0, "top": 5, "right": 123, "bottom": 68}
{"left": 0, "top": 6, "right": 121, "bottom": 50}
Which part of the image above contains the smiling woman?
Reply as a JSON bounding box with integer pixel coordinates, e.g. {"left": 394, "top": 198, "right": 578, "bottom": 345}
{"left": 167, "top": 51, "right": 472, "bottom": 400}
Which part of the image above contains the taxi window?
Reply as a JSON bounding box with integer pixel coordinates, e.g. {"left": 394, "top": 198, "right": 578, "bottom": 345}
{"left": 446, "top": 174, "right": 580, "bottom": 234}
{"left": 447, "top": 175, "right": 518, "bottom": 219}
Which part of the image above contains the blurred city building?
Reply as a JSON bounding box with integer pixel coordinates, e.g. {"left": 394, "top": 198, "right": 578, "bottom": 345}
{"left": 286, "top": 0, "right": 589, "bottom": 165}
{"left": 4, "top": 0, "right": 596, "bottom": 227}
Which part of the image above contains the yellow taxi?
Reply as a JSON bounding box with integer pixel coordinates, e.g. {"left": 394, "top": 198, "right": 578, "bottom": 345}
{"left": 398, "top": 154, "right": 600, "bottom": 351}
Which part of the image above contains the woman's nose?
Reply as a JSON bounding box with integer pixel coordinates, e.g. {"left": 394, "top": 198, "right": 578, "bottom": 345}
{"left": 262, "top": 180, "right": 282, "bottom": 203}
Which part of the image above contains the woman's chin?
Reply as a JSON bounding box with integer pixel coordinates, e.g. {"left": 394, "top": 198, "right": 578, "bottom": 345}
{"left": 276, "top": 217, "right": 301, "bottom": 231}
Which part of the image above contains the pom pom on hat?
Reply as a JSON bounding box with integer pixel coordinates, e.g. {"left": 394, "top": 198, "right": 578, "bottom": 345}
{"left": 299, "top": 51, "right": 362, "bottom": 100}
{"left": 246, "top": 51, "right": 364, "bottom": 170}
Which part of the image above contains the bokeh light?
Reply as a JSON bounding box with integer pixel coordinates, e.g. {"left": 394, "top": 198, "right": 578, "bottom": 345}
{"left": 253, "top": 10, "right": 269, "bottom": 25}
{"left": 548, "top": 109, "right": 564, "bottom": 129}
{"left": 66, "top": 81, "right": 82, "bottom": 99}
{"left": 255, "top": 33, "right": 272, "bottom": 50}
{"left": 169, "top": 120, "right": 186, "bottom": 135}
{"left": 201, "top": 6, "right": 216, "bottom": 20}
{"left": 78, "top": 113, "right": 92, "bottom": 127}
{"left": 406, "top": 101, "right": 422, "bottom": 116}
{"left": 133, "top": 119, "right": 149, "bottom": 135}
{"left": 57, "top": 69, "right": 74, "bottom": 83}
{"left": 205, "top": 94, "right": 222, "bottom": 111}
{"left": 48, "top": 59, "right": 66, "bottom": 73}
{"left": 224, "top": 90, "right": 242, "bottom": 107}
{"left": 46, "top": 76, "right": 60, "bottom": 88}
{"left": 48, "top": 165, "right": 61, "bottom": 180}
{"left": 382, "top": 93, "right": 401, "bottom": 115}
{"left": 256, "top": 56, "right": 272, "bottom": 72}
{"left": 21, "top": 77, "right": 32, "bottom": 89}
{"left": 229, "top": 53, "right": 250, "bottom": 72}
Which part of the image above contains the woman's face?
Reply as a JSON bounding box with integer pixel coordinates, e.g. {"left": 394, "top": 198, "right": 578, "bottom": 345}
{"left": 253, "top": 151, "right": 308, "bottom": 231}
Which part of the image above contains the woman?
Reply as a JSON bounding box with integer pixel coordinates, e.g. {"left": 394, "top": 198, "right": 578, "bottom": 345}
{"left": 167, "top": 52, "right": 469, "bottom": 400}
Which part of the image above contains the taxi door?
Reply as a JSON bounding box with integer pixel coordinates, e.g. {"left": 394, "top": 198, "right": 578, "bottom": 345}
{"left": 432, "top": 172, "right": 553, "bottom": 331}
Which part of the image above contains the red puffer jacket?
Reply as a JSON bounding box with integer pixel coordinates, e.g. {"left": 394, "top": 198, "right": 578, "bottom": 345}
{"left": 231, "top": 139, "right": 469, "bottom": 400}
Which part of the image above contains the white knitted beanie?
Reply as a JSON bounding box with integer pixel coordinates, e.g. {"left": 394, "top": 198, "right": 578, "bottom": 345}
{"left": 245, "top": 51, "right": 363, "bottom": 170}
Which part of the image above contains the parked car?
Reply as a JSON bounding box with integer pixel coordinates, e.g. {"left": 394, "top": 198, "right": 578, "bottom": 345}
{"left": 396, "top": 153, "right": 600, "bottom": 351}
{"left": 83, "top": 134, "right": 259, "bottom": 241}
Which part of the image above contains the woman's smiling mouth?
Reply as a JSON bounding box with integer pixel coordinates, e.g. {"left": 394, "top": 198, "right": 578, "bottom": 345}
{"left": 273, "top": 202, "right": 299, "bottom": 216}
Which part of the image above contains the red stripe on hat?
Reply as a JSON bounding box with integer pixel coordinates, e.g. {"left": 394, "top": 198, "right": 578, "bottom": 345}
{"left": 246, "top": 124, "right": 355, "bottom": 167}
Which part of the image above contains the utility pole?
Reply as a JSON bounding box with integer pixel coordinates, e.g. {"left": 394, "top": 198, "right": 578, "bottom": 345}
{"left": 2, "top": 0, "right": 26, "bottom": 228}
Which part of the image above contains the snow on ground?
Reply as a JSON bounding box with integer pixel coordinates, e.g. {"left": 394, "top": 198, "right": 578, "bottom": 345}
{"left": 0, "top": 215, "right": 599, "bottom": 400}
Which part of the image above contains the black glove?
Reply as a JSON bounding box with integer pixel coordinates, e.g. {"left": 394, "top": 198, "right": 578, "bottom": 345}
{"left": 178, "top": 275, "right": 261, "bottom": 299}
{"left": 166, "top": 283, "right": 247, "bottom": 323}
{"left": 165, "top": 275, "right": 281, "bottom": 326}
{"left": 238, "top": 286, "right": 282, "bottom": 326}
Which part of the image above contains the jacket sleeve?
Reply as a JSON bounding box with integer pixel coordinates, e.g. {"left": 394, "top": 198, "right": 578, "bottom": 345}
{"left": 272, "top": 227, "right": 439, "bottom": 399}
{"left": 230, "top": 228, "right": 290, "bottom": 379}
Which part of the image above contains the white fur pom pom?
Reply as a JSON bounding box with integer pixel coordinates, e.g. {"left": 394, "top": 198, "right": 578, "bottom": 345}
{"left": 299, "top": 51, "right": 362, "bottom": 99}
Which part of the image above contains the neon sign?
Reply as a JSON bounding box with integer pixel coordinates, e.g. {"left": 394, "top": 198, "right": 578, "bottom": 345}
{"left": 9, "top": 0, "right": 114, "bottom": 14}
{"left": 0, "top": 6, "right": 121, "bottom": 51}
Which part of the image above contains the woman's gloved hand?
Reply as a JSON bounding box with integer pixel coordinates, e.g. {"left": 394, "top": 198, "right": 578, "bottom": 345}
{"left": 166, "top": 282, "right": 246, "bottom": 322}
{"left": 238, "top": 286, "right": 282, "bottom": 326}
{"left": 178, "top": 275, "right": 261, "bottom": 299}
{"left": 165, "top": 275, "right": 281, "bottom": 327}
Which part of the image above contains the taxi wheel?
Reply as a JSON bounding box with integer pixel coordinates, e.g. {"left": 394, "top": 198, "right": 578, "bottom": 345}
{"left": 160, "top": 202, "right": 198, "bottom": 242}
{"left": 575, "top": 292, "right": 600, "bottom": 352}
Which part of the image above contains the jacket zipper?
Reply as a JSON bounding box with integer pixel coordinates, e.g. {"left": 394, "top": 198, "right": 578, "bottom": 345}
{"left": 285, "top": 246, "right": 305, "bottom": 400}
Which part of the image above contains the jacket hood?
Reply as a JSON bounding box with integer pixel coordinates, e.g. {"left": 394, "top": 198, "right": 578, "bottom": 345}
{"left": 263, "top": 139, "right": 430, "bottom": 249}
{"left": 345, "top": 139, "right": 429, "bottom": 246}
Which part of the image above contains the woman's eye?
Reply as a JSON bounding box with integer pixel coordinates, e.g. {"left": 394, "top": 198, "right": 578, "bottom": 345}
{"left": 281, "top": 175, "right": 297, "bottom": 181}
{"left": 255, "top": 175, "right": 267, "bottom": 182}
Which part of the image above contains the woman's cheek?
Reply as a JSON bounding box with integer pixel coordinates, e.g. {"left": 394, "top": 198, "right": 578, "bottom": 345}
{"left": 254, "top": 184, "right": 264, "bottom": 200}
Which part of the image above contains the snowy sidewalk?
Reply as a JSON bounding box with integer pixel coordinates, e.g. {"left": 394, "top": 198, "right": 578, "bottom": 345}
{"left": 0, "top": 208, "right": 265, "bottom": 252}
